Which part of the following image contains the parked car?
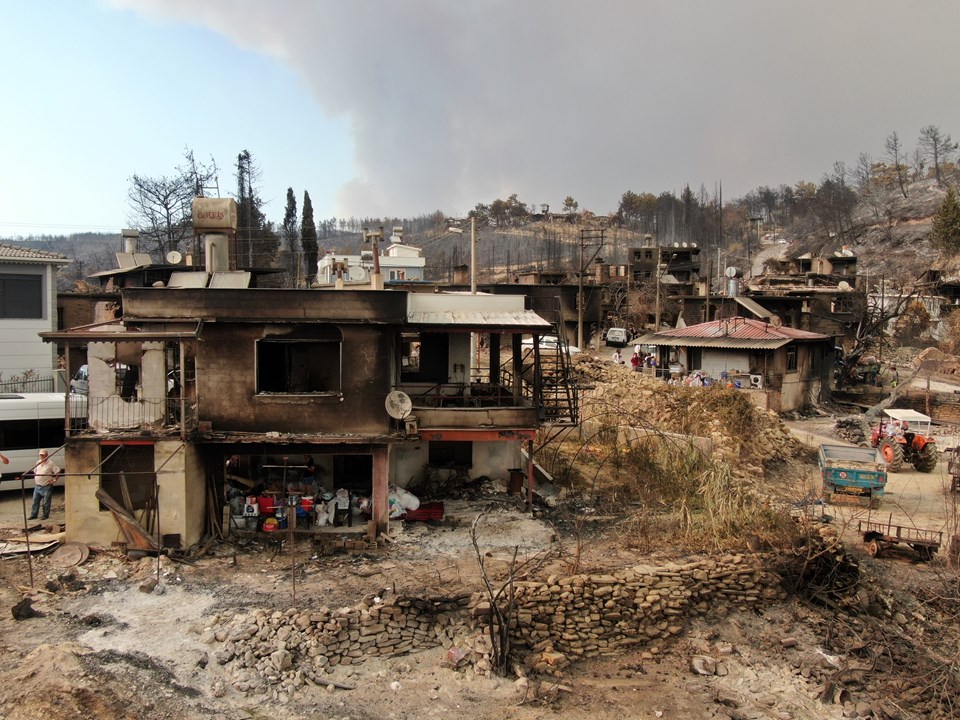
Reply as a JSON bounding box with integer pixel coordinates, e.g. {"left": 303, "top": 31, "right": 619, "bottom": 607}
{"left": 521, "top": 335, "right": 581, "bottom": 356}
{"left": 69, "top": 363, "right": 133, "bottom": 396}
{"left": 69, "top": 365, "right": 89, "bottom": 395}
{"left": 604, "top": 327, "right": 629, "bottom": 347}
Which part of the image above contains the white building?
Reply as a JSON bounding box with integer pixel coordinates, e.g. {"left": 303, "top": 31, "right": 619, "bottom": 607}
{"left": 317, "top": 241, "right": 426, "bottom": 285}
{"left": 0, "top": 243, "right": 70, "bottom": 388}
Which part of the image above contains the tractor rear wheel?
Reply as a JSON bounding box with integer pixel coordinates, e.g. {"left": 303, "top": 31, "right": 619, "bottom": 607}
{"left": 879, "top": 438, "right": 905, "bottom": 472}
{"left": 914, "top": 444, "right": 939, "bottom": 473}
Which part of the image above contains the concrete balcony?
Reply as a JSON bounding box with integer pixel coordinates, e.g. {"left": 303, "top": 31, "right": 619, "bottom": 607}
{"left": 399, "top": 383, "right": 538, "bottom": 430}
{"left": 69, "top": 394, "right": 197, "bottom": 437}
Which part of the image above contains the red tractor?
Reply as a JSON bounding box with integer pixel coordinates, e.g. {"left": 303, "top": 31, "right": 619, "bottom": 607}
{"left": 869, "top": 409, "right": 939, "bottom": 473}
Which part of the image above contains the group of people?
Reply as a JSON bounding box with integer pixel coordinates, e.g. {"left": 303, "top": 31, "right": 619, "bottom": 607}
{"left": 611, "top": 346, "right": 658, "bottom": 373}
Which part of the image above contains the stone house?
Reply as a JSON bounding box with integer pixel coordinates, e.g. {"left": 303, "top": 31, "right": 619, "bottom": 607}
{"left": 635, "top": 316, "right": 833, "bottom": 413}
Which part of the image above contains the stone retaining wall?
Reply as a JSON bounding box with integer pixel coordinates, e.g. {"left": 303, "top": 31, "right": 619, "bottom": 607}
{"left": 507, "top": 555, "right": 785, "bottom": 669}
{"left": 205, "top": 555, "right": 784, "bottom": 696}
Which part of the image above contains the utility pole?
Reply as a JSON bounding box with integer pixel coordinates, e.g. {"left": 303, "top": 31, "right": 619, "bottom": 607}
{"left": 470, "top": 216, "right": 477, "bottom": 294}
{"left": 747, "top": 216, "right": 762, "bottom": 278}
{"left": 577, "top": 228, "right": 605, "bottom": 349}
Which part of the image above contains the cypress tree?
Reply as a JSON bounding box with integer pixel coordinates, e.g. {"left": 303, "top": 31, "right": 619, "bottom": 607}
{"left": 301, "top": 191, "right": 319, "bottom": 285}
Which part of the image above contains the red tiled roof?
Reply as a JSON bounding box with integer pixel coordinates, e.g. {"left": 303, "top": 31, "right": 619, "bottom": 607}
{"left": 0, "top": 242, "right": 69, "bottom": 262}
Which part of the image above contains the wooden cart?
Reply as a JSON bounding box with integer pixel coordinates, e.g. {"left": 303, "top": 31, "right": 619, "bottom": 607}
{"left": 858, "top": 518, "right": 942, "bottom": 561}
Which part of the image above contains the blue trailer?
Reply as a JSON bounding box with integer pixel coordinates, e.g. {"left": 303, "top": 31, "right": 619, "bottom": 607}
{"left": 818, "top": 444, "right": 887, "bottom": 509}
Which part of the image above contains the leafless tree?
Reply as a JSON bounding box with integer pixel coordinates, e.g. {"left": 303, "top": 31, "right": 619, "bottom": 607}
{"left": 885, "top": 131, "right": 909, "bottom": 198}
{"left": 911, "top": 148, "right": 927, "bottom": 181}
{"left": 918, "top": 125, "right": 957, "bottom": 186}
{"left": 834, "top": 281, "right": 929, "bottom": 390}
{"left": 126, "top": 149, "right": 218, "bottom": 260}
{"left": 470, "top": 511, "right": 552, "bottom": 676}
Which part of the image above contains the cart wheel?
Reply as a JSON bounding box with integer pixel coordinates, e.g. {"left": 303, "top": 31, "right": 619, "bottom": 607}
{"left": 867, "top": 540, "right": 881, "bottom": 558}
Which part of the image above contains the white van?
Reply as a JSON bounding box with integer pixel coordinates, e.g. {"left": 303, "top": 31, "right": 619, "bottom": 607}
{"left": 605, "top": 327, "right": 629, "bottom": 347}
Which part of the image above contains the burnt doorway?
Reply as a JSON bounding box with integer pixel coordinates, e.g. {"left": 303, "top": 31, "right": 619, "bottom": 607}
{"left": 333, "top": 455, "right": 373, "bottom": 495}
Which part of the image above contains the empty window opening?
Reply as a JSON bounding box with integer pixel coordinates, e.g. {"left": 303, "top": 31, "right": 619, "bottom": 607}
{"left": 257, "top": 329, "right": 342, "bottom": 394}
{"left": 99, "top": 444, "right": 156, "bottom": 512}
{"left": 428, "top": 441, "right": 472, "bottom": 467}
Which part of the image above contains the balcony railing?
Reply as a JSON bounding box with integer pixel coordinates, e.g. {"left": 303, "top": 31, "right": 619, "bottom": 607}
{"left": 402, "top": 383, "right": 525, "bottom": 409}
{"left": 69, "top": 395, "right": 197, "bottom": 435}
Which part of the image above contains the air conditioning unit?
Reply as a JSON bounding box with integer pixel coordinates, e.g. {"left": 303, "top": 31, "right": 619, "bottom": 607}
{"left": 749, "top": 374, "right": 763, "bottom": 389}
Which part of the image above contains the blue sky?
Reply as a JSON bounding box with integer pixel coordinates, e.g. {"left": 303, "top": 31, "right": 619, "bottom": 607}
{"left": 0, "top": 1, "right": 352, "bottom": 238}
{"left": 2, "top": 1, "right": 960, "bottom": 240}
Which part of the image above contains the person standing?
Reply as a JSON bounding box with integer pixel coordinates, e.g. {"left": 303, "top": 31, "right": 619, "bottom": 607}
{"left": 28, "top": 449, "right": 61, "bottom": 521}
{"left": 630, "top": 352, "right": 642, "bottom": 372}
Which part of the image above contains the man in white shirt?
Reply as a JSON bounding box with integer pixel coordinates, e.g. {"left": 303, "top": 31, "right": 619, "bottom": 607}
{"left": 28, "top": 449, "right": 61, "bottom": 521}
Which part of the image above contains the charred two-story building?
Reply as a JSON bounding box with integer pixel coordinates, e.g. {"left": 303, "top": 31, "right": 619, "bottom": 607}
{"left": 44, "top": 202, "right": 577, "bottom": 550}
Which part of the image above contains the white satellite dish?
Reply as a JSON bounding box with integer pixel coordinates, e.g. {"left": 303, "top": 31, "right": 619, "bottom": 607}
{"left": 681, "top": 242, "right": 688, "bottom": 248}
{"left": 838, "top": 280, "right": 851, "bottom": 291}
{"left": 724, "top": 266, "right": 739, "bottom": 278}
{"left": 385, "top": 391, "right": 413, "bottom": 419}
{"left": 166, "top": 250, "right": 183, "bottom": 264}
{"left": 673, "top": 242, "right": 680, "bottom": 248}
{"left": 348, "top": 266, "right": 368, "bottom": 281}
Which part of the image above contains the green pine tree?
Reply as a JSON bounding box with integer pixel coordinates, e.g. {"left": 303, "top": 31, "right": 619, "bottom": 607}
{"left": 301, "top": 191, "right": 319, "bottom": 285}
{"left": 931, "top": 187, "right": 960, "bottom": 252}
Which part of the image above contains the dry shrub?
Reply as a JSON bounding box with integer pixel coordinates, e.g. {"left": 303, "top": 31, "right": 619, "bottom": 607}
{"left": 547, "top": 430, "right": 795, "bottom": 552}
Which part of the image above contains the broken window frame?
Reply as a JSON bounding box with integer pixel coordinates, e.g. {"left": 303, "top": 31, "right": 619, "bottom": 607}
{"left": 785, "top": 345, "right": 798, "bottom": 373}
{"left": 255, "top": 328, "right": 343, "bottom": 395}
{"left": 97, "top": 442, "right": 156, "bottom": 512}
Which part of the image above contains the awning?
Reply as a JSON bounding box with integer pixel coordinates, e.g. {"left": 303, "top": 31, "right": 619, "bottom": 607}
{"left": 406, "top": 309, "right": 552, "bottom": 332}
{"left": 631, "top": 333, "right": 790, "bottom": 350}
{"left": 40, "top": 319, "right": 202, "bottom": 344}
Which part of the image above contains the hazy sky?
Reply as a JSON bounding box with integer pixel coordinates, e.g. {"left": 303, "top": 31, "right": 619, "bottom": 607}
{"left": 2, "top": 0, "right": 958, "bottom": 239}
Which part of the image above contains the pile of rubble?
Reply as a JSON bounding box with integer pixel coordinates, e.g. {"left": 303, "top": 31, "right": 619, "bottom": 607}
{"left": 204, "top": 593, "right": 471, "bottom": 699}
{"left": 917, "top": 346, "right": 960, "bottom": 375}
{"left": 572, "top": 357, "right": 803, "bottom": 471}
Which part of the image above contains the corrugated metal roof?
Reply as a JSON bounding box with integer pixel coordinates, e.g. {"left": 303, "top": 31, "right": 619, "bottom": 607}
{"left": 660, "top": 317, "right": 828, "bottom": 341}
{"left": 633, "top": 334, "right": 790, "bottom": 350}
{"left": 0, "top": 242, "right": 70, "bottom": 263}
{"left": 407, "top": 309, "right": 552, "bottom": 330}
{"left": 633, "top": 316, "right": 829, "bottom": 349}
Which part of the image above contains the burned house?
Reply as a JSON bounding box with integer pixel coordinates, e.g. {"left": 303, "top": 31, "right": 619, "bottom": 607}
{"left": 44, "top": 282, "right": 572, "bottom": 550}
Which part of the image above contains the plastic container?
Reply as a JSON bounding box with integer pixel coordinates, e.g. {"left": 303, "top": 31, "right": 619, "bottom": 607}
{"left": 257, "top": 496, "right": 276, "bottom": 515}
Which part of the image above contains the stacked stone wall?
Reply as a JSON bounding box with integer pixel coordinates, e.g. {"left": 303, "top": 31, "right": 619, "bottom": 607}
{"left": 508, "top": 555, "right": 785, "bottom": 666}
{"left": 205, "top": 555, "right": 784, "bottom": 696}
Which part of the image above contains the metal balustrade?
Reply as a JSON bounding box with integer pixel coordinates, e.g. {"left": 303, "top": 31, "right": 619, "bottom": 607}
{"left": 68, "top": 395, "right": 196, "bottom": 435}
